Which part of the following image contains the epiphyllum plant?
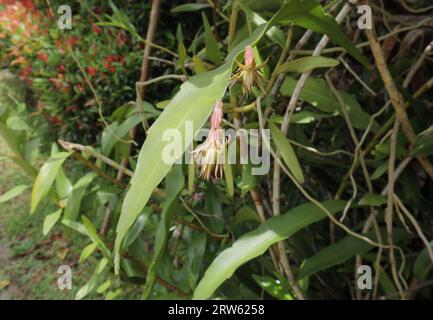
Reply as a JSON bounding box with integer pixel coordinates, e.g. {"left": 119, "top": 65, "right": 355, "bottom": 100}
{"left": 193, "top": 100, "right": 228, "bottom": 180}
{"left": 230, "top": 45, "right": 267, "bottom": 94}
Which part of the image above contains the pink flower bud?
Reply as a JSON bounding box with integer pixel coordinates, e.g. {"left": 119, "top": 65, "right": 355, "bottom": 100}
{"left": 210, "top": 100, "right": 223, "bottom": 129}
{"left": 244, "top": 45, "right": 255, "bottom": 66}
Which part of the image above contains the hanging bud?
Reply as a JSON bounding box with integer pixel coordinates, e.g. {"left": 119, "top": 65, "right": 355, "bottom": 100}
{"left": 230, "top": 45, "right": 267, "bottom": 94}
{"left": 193, "top": 101, "right": 228, "bottom": 180}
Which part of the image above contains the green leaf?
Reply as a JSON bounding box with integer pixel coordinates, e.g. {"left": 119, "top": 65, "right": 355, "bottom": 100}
{"left": 271, "top": 0, "right": 368, "bottom": 66}
{"left": 30, "top": 152, "right": 71, "bottom": 213}
{"left": 43, "top": 209, "right": 62, "bottom": 235}
{"left": 171, "top": 3, "right": 211, "bottom": 13}
{"left": 187, "top": 233, "right": 207, "bottom": 289}
{"left": 223, "top": 161, "right": 234, "bottom": 198}
{"left": 297, "top": 228, "right": 410, "bottom": 280}
{"left": 0, "top": 121, "right": 22, "bottom": 155}
{"left": 79, "top": 243, "right": 98, "bottom": 263}
{"left": 56, "top": 167, "right": 72, "bottom": 199}
{"left": 413, "top": 241, "right": 433, "bottom": 282}
{"left": 192, "top": 55, "right": 207, "bottom": 74}
{"left": 371, "top": 161, "right": 388, "bottom": 180}
{"left": 64, "top": 173, "right": 97, "bottom": 221}
{"left": 269, "top": 122, "right": 304, "bottom": 183}
{"left": 232, "top": 206, "right": 260, "bottom": 227}
{"left": 101, "top": 113, "right": 144, "bottom": 156}
{"left": 193, "top": 200, "right": 347, "bottom": 299}
{"left": 270, "top": 111, "right": 333, "bottom": 124}
{"left": 75, "top": 257, "right": 108, "bottom": 300}
{"left": 114, "top": 25, "right": 268, "bottom": 274}
{"left": 253, "top": 274, "right": 294, "bottom": 300}
{"left": 413, "top": 134, "right": 433, "bottom": 157}
{"left": 338, "top": 91, "right": 379, "bottom": 132}
{"left": 62, "top": 219, "right": 88, "bottom": 235}
{"left": 280, "top": 77, "right": 338, "bottom": 113}
{"left": 202, "top": 12, "right": 222, "bottom": 65}
{"left": 359, "top": 193, "right": 387, "bottom": 206}
{"left": 81, "top": 215, "right": 112, "bottom": 259}
{"left": 122, "top": 209, "right": 151, "bottom": 249}
{"left": 0, "top": 185, "right": 29, "bottom": 203}
{"left": 238, "top": 163, "right": 259, "bottom": 195}
{"left": 277, "top": 56, "right": 339, "bottom": 74}
{"left": 142, "top": 165, "right": 185, "bottom": 299}
{"left": 239, "top": 1, "right": 285, "bottom": 48}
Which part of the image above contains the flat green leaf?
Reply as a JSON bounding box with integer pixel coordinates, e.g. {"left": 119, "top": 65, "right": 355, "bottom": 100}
{"left": 79, "top": 242, "right": 98, "bottom": 263}
{"left": 239, "top": 1, "right": 285, "bottom": 48}
{"left": 238, "top": 162, "right": 259, "bottom": 195}
{"left": 142, "top": 165, "right": 184, "bottom": 298}
{"left": 371, "top": 161, "right": 388, "bottom": 180}
{"left": 0, "top": 185, "right": 29, "bottom": 203}
{"left": 269, "top": 122, "right": 304, "bottom": 183}
{"left": 202, "top": 12, "right": 222, "bottom": 65}
{"left": 277, "top": 56, "right": 339, "bottom": 74}
{"left": 114, "top": 25, "right": 268, "bottom": 274}
{"left": 193, "top": 200, "right": 347, "bottom": 299}
{"left": 270, "top": 111, "right": 333, "bottom": 124}
{"left": 171, "top": 3, "right": 211, "bottom": 13}
{"left": 62, "top": 219, "right": 88, "bottom": 235}
{"left": 81, "top": 215, "right": 111, "bottom": 259}
{"left": 187, "top": 233, "right": 207, "bottom": 289}
{"left": 271, "top": 0, "right": 368, "bottom": 66}
{"left": 43, "top": 209, "right": 62, "bottom": 235}
{"left": 122, "top": 210, "right": 151, "bottom": 249}
{"left": 338, "top": 91, "right": 379, "bottom": 132}
{"left": 75, "top": 257, "right": 108, "bottom": 300}
{"left": 280, "top": 77, "right": 338, "bottom": 113}
{"left": 413, "top": 134, "right": 433, "bottom": 157}
{"left": 101, "top": 113, "right": 144, "bottom": 156}
{"left": 359, "top": 193, "right": 387, "bottom": 206}
{"left": 56, "top": 167, "right": 72, "bottom": 199}
{"left": 232, "top": 206, "right": 260, "bottom": 227}
{"left": 31, "top": 152, "right": 71, "bottom": 213}
{"left": 0, "top": 121, "right": 21, "bottom": 155}
{"left": 297, "top": 228, "right": 410, "bottom": 280}
{"left": 64, "top": 173, "right": 97, "bottom": 221}
{"left": 413, "top": 241, "right": 433, "bottom": 282}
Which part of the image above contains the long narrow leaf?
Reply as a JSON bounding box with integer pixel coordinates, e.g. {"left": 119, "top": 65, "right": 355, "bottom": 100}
{"left": 193, "top": 200, "right": 347, "bottom": 299}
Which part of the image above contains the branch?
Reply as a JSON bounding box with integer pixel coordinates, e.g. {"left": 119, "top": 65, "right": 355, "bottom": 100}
{"left": 361, "top": 0, "right": 433, "bottom": 181}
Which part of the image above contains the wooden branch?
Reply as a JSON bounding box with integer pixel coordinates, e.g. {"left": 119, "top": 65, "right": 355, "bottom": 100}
{"left": 361, "top": 0, "right": 433, "bottom": 181}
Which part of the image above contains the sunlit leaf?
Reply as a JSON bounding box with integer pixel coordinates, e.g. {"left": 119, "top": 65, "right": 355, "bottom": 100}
{"left": 0, "top": 185, "right": 29, "bottom": 203}
{"left": 31, "top": 152, "right": 71, "bottom": 213}
{"left": 43, "top": 209, "right": 62, "bottom": 235}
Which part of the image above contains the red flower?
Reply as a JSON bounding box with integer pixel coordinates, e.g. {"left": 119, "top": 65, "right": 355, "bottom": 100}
{"left": 58, "top": 65, "right": 66, "bottom": 72}
{"left": 92, "top": 23, "right": 102, "bottom": 34}
{"left": 66, "top": 36, "right": 78, "bottom": 48}
{"left": 87, "top": 66, "right": 96, "bottom": 77}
